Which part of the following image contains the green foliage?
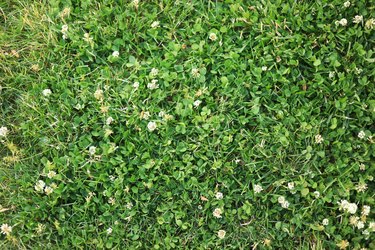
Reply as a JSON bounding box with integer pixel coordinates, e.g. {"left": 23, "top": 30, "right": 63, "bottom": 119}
{"left": 0, "top": 0, "right": 374, "bottom": 249}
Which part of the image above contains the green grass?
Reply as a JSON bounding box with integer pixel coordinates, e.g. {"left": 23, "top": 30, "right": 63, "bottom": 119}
{"left": 0, "top": 0, "right": 374, "bottom": 249}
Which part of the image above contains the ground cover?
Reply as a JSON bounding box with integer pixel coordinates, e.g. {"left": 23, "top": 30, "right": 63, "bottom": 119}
{"left": 0, "top": 0, "right": 374, "bottom": 249}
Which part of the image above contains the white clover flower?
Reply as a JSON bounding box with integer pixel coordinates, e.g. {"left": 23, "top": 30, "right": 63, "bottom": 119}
{"left": 339, "top": 18, "right": 348, "bottom": 26}
{"left": 336, "top": 240, "right": 349, "bottom": 249}
{"left": 83, "top": 33, "right": 93, "bottom": 42}
{"left": 141, "top": 111, "right": 150, "bottom": 120}
{"left": 338, "top": 200, "right": 350, "bottom": 211}
{"left": 88, "top": 146, "right": 96, "bottom": 155}
{"left": 133, "top": 0, "right": 139, "bottom": 8}
{"left": 314, "top": 191, "right": 320, "bottom": 198}
{"left": 151, "top": 21, "right": 160, "bottom": 28}
{"left": 147, "top": 79, "right": 159, "bottom": 90}
{"left": 158, "top": 111, "right": 165, "bottom": 118}
{"left": 42, "top": 89, "right": 52, "bottom": 97}
{"left": 343, "top": 1, "right": 350, "bottom": 8}
{"left": 126, "top": 202, "right": 133, "bottom": 209}
{"left": 147, "top": 121, "right": 157, "bottom": 132}
{"left": 47, "top": 170, "right": 57, "bottom": 179}
{"left": 107, "top": 227, "right": 112, "bottom": 235}
{"left": 213, "top": 208, "right": 222, "bottom": 218}
{"left": 30, "top": 64, "right": 40, "bottom": 71}
{"left": 100, "top": 105, "right": 109, "bottom": 113}
{"left": 254, "top": 184, "right": 263, "bottom": 194}
{"left": 112, "top": 51, "right": 119, "bottom": 57}
{"left": 217, "top": 229, "right": 226, "bottom": 239}
{"left": 281, "top": 201, "right": 290, "bottom": 209}
{"left": 108, "top": 197, "right": 115, "bottom": 205}
{"left": 60, "top": 7, "right": 71, "bottom": 17}
{"left": 50, "top": 183, "right": 57, "bottom": 189}
{"left": 163, "top": 114, "right": 173, "bottom": 121}
{"left": 329, "top": 71, "right": 335, "bottom": 78}
{"left": 365, "top": 18, "right": 375, "bottom": 29}
{"left": 356, "top": 183, "right": 368, "bottom": 193}
{"left": 133, "top": 81, "right": 139, "bottom": 89}
{"left": 94, "top": 89, "right": 104, "bottom": 100}
{"left": 362, "top": 230, "right": 369, "bottom": 236}
{"left": 347, "top": 203, "right": 358, "bottom": 214}
{"left": 106, "top": 117, "right": 114, "bottom": 125}
{"left": 215, "top": 192, "right": 223, "bottom": 200}
{"left": 359, "top": 163, "right": 366, "bottom": 171}
{"left": 193, "top": 100, "right": 202, "bottom": 108}
{"left": 86, "top": 192, "right": 95, "bottom": 203}
{"left": 61, "top": 24, "right": 68, "bottom": 33}
{"left": 358, "top": 130, "right": 365, "bottom": 139}
{"left": 1, "top": 224, "right": 12, "bottom": 235}
{"left": 349, "top": 216, "right": 359, "bottom": 226}
{"left": 362, "top": 205, "right": 370, "bottom": 216}
{"left": 0, "top": 126, "right": 9, "bottom": 137}
{"left": 150, "top": 68, "right": 159, "bottom": 77}
{"left": 315, "top": 134, "right": 324, "bottom": 144}
{"left": 104, "top": 128, "right": 113, "bottom": 137}
{"left": 369, "top": 222, "right": 375, "bottom": 231}
{"left": 45, "top": 186, "right": 54, "bottom": 195}
{"left": 322, "top": 218, "right": 329, "bottom": 226}
{"left": 353, "top": 15, "right": 363, "bottom": 24}
{"left": 262, "top": 66, "right": 268, "bottom": 71}
{"left": 34, "top": 180, "right": 46, "bottom": 192}
{"left": 195, "top": 89, "right": 204, "bottom": 97}
{"left": 278, "top": 196, "right": 286, "bottom": 204}
{"left": 61, "top": 25, "right": 68, "bottom": 39}
{"left": 357, "top": 221, "right": 365, "bottom": 230}
{"left": 191, "top": 68, "right": 200, "bottom": 78}
{"left": 209, "top": 33, "right": 217, "bottom": 41}
{"left": 36, "top": 223, "right": 45, "bottom": 234}
{"left": 287, "top": 182, "right": 294, "bottom": 190}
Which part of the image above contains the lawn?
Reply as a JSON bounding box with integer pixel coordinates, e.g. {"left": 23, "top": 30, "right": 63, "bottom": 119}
{"left": 0, "top": 0, "right": 374, "bottom": 249}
